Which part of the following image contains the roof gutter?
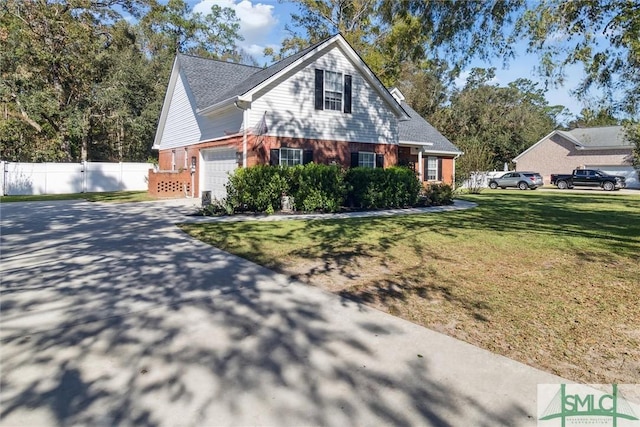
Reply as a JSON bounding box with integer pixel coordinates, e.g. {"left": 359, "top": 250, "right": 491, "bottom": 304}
{"left": 197, "top": 96, "right": 238, "bottom": 115}
{"left": 420, "top": 149, "right": 464, "bottom": 156}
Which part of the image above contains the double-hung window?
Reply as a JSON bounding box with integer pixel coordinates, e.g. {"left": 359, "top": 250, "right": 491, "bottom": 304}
{"left": 279, "top": 148, "right": 303, "bottom": 166}
{"left": 270, "top": 148, "right": 313, "bottom": 166}
{"left": 315, "top": 69, "right": 352, "bottom": 113}
{"left": 324, "top": 71, "right": 343, "bottom": 111}
{"left": 427, "top": 156, "right": 438, "bottom": 181}
{"left": 358, "top": 152, "right": 375, "bottom": 168}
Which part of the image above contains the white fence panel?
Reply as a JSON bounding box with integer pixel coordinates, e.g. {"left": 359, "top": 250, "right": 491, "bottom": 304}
{"left": 1, "top": 161, "right": 151, "bottom": 196}
{"left": 460, "top": 171, "right": 505, "bottom": 189}
{"left": 118, "top": 163, "right": 153, "bottom": 191}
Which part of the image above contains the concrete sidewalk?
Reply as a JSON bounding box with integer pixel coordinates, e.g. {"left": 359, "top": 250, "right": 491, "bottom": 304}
{"left": 1, "top": 199, "right": 565, "bottom": 426}
{"left": 181, "top": 199, "right": 478, "bottom": 223}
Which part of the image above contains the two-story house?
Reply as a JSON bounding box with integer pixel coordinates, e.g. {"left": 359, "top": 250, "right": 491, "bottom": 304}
{"left": 151, "top": 34, "right": 461, "bottom": 198}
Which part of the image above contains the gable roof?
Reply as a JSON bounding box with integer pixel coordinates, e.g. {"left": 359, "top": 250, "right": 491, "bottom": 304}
{"left": 388, "top": 88, "right": 460, "bottom": 154}
{"left": 514, "top": 125, "right": 631, "bottom": 162}
{"left": 398, "top": 101, "right": 461, "bottom": 154}
{"left": 175, "top": 34, "right": 408, "bottom": 119}
{"left": 178, "top": 39, "right": 327, "bottom": 111}
{"left": 559, "top": 126, "right": 627, "bottom": 148}
{"left": 177, "top": 55, "right": 260, "bottom": 111}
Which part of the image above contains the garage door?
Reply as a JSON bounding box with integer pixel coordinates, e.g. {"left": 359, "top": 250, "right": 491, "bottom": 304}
{"left": 201, "top": 148, "right": 237, "bottom": 199}
{"left": 585, "top": 165, "right": 639, "bottom": 189}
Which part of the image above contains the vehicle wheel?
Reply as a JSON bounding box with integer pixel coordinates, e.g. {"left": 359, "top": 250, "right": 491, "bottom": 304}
{"left": 557, "top": 180, "right": 568, "bottom": 190}
{"left": 518, "top": 181, "right": 528, "bottom": 190}
{"left": 489, "top": 182, "right": 498, "bottom": 189}
{"left": 603, "top": 181, "right": 615, "bottom": 191}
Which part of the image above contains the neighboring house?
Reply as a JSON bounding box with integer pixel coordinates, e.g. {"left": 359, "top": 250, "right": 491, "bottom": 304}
{"left": 513, "top": 126, "right": 638, "bottom": 189}
{"left": 151, "top": 34, "right": 460, "bottom": 198}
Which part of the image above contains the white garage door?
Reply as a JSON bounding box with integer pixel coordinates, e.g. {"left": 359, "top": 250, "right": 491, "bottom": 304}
{"left": 585, "top": 165, "right": 639, "bottom": 189}
{"left": 201, "top": 148, "right": 237, "bottom": 199}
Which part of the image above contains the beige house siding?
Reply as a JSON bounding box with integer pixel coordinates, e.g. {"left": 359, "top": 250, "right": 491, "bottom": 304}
{"left": 515, "top": 134, "right": 633, "bottom": 184}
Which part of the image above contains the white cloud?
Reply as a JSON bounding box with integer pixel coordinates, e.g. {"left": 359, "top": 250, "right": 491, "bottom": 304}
{"left": 454, "top": 70, "right": 499, "bottom": 89}
{"left": 454, "top": 71, "right": 470, "bottom": 89}
{"left": 193, "top": 0, "right": 278, "bottom": 52}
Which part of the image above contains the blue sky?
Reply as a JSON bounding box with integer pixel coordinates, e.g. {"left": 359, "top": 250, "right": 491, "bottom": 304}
{"left": 189, "top": 0, "right": 590, "bottom": 118}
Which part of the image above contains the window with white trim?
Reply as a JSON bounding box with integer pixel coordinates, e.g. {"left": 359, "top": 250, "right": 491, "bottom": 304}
{"left": 358, "top": 152, "right": 375, "bottom": 168}
{"left": 184, "top": 148, "right": 188, "bottom": 169}
{"left": 324, "top": 71, "right": 343, "bottom": 111}
{"left": 171, "top": 149, "right": 176, "bottom": 171}
{"left": 427, "top": 156, "right": 438, "bottom": 181}
{"left": 280, "top": 148, "right": 303, "bottom": 166}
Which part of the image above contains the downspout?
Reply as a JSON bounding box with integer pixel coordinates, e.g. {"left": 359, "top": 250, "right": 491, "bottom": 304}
{"left": 234, "top": 100, "right": 250, "bottom": 168}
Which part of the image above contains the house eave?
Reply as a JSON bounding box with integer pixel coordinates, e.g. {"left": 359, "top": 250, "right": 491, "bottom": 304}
{"left": 235, "top": 34, "right": 409, "bottom": 120}
{"left": 197, "top": 96, "right": 239, "bottom": 115}
{"left": 153, "top": 57, "right": 181, "bottom": 148}
{"left": 575, "top": 145, "right": 631, "bottom": 151}
{"left": 422, "top": 150, "right": 464, "bottom": 156}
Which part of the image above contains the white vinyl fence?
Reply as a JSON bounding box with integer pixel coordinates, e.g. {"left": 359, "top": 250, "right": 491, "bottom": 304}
{"left": 460, "top": 171, "right": 505, "bottom": 189}
{"left": 0, "top": 161, "right": 152, "bottom": 196}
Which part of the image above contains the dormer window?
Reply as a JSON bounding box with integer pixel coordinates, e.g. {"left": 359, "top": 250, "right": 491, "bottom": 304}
{"left": 315, "top": 69, "right": 352, "bottom": 113}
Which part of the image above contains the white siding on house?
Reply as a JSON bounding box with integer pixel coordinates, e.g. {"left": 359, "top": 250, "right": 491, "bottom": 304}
{"left": 157, "top": 71, "right": 201, "bottom": 150}
{"left": 249, "top": 45, "right": 398, "bottom": 145}
{"left": 199, "top": 105, "right": 244, "bottom": 141}
{"left": 158, "top": 71, "right": 243, "bottom": 150}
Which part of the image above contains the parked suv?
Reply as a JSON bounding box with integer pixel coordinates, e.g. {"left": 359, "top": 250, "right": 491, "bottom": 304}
{"left": 488, "top": 172, "right": 544, "bottom": 190}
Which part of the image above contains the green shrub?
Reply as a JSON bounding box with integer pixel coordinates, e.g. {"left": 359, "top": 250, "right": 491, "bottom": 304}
{"left": 293, "top": 163, "right": 345, "bottom": 212}
{"left": 419, "top": 183, "right": 454, "bottom": 206}
{"left": 226, "top": 165, "right": 289, "bottom": 212}
{"left": 226, "top": 163, "right": 425, "bottom": 213}
{"left": 345, "top": 166, "right": 420, "bottom": 209}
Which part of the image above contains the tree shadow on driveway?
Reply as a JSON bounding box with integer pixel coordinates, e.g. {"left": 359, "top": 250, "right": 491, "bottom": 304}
{"left": 1, "top": 201, "right": 543, "bottom": 426}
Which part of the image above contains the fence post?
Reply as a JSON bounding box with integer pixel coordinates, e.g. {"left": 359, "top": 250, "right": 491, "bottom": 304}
{"left": 1, "top": 161, "right": 6, "bottom": 196}
{"left": 120, "top": 162, "right": 124, "bottom": 191}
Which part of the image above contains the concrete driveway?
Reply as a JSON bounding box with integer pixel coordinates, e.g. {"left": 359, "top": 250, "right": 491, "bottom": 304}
{"left": 1, "top": 199, "right": 565, "bottom": 426}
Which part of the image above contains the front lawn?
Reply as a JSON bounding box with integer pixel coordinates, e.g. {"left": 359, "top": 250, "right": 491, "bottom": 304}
{"left": 179, "top": 191, "right": 640, "bottom": 384}
{"left": 0, "top": 191, "right": 155, "bottom": 203}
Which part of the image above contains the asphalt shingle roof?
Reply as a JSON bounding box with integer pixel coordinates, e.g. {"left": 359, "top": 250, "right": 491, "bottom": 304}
{"left": 177, "top": 39, "right": 455, "bottom": 154}
{"left": 559, "top": 126, "right": 629, "bottom": 148}
{"left": 177, "top": 55, "right": 260, "bottom": 111}
{"left": 178, "top": 38, "right": 328, "bottom": 111}
{"left": 399, "top": 102, "right": 460, "bottom": 153}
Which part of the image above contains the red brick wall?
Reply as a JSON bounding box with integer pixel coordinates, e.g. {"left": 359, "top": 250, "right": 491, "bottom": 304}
{"left": 254, "top": 136, "right": 398, "bottom": 167}
{"left": 441, "top": 157, "right": 455, "bottom": 185}
{"left": 156, "top": 135, "right": 402, "bottom": 197}
{"left": 148, "top": 169, "right": 193, "bottom": 198}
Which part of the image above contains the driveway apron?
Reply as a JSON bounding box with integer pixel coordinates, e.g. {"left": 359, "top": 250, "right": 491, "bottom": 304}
{"left": 1, "top": 199, "right": 565, "bottom": 426}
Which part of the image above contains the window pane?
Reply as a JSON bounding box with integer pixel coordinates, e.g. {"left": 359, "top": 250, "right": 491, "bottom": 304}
{"left": 427, "top": 156, "right": 438, "bottom": 181}
{"left": 279, "top": 148, "right": 303, "bottom": 167}
{"left": 324, "top": 71, "right": 343, "bottom": 111}
{"left": 358, "top": 152, "right": 375, "bottom": 168}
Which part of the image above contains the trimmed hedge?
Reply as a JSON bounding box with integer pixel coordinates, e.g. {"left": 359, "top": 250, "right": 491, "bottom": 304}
{"left": 294, "top": 163, "right": 345, "bottom": 212}
{"left": 345, "top": 166, "right": 421, "bottom": 209}
{"left": 225, "top": 163, "right": 345, "bottom": 213}
{"left": 226, "top": 165, "right": 291, "bottom": 213}
{"left": 417, "top": 183, "right": 455, "bottom": 206}
{"left": 223, "top": 163, "right": 450, "bottom": 214}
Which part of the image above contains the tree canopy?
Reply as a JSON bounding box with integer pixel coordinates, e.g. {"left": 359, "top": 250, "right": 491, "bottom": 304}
{"left": 0, "top": 0, "right": 242, "bottom": 162}
{"left": 2, "top": 0, "right": 638, "bottom": 165}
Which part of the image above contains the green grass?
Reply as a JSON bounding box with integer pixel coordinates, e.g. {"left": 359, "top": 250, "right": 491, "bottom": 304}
{"left": 180, "top": 191, "right": 640, "bottom": 384}
{"left": 0, "top": 191, "right": 155, "bottom": 203}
